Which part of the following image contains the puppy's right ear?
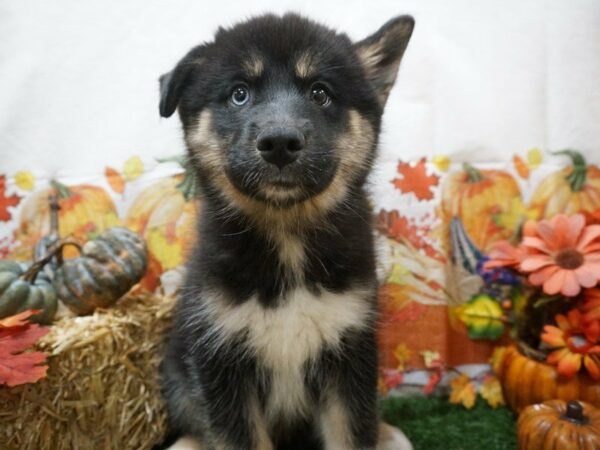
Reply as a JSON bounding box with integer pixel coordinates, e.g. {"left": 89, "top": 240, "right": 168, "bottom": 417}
{"left": 159, "top": 46, "right": 206, "bottom": 118}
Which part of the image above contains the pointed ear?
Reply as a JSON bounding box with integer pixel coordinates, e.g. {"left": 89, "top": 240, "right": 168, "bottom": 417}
{"left": 354, "top": 16, "right": 414, "bottom": 106}
{"left": 159, "top": 46, "right": 206, "bottom": 118}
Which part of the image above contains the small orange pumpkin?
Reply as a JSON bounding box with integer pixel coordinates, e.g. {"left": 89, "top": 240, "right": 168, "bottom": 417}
{"left": 125, "top": 170, "right": 198, "bottom": 290}
{"left": 11, "top": 180, "right": 120, "bottom": 260}
{"left": 438, "top": 163, "right": 523, "bottom": 251}
{"left": 493, "top": 345, "right": 600, "bottom": 413}
{"left": 518, "top": 400, "right": 600, "bottom": 450}
{"left": 529, "top": 150, "right": 600, "bottom": 219}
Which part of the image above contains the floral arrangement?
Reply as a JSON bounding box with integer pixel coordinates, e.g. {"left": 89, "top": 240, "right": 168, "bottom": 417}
{"left": 479, "top": 213, "right": 600, "bottom": 380}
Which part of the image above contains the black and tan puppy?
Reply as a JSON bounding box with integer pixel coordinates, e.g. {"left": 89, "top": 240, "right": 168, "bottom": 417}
{"left": 158, "top": 13, "right": 414, "bottom": 450}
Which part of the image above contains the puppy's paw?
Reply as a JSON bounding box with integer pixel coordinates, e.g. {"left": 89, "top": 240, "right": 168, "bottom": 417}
{"left": 166, "top": 436, "right": 204, "bottom": 450}
{"left": 378, "top": 422, "right": 413, "bottom": 450}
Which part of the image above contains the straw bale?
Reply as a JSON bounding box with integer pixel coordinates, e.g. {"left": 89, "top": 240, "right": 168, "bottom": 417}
{"left": 0, "top": 294, "right": 174, "bottom": 450}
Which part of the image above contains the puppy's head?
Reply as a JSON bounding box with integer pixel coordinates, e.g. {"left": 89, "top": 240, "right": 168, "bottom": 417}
{"left": 160, "top": 14, "right": 413, "bottom": 213}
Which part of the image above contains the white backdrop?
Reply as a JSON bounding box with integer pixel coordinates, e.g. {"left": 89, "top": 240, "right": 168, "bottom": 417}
{"left": 1, "top": 0, "right": 599, "bottom": 180}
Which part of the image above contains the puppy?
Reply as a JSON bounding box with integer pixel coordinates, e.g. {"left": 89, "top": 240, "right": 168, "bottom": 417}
{"left": 158, "top": 13, "right": 414, "bottom": 450}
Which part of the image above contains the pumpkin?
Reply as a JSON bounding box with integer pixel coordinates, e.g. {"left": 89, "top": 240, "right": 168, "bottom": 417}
{"left": 11, "top": 180, "right": 120, "bottom": 261}
{"left": 53, "top": 227, "right": 148, "bottom": 315}
{"left": 0, "top": 260, "right": 57, "bottom": 324}
{"left": 493, "top": 345, "right": 600, "bottom": 413}
{"left": 518, "top": 400, "right": 600, "bottom": 450}
{"left": 438, "top": 163, "right": 524, "bottom": 251}
{"left": 529, "top": 150, "right": 600, "bottom": 219}
{"left": 125, "top": 170, "right": 198, "bottom": 289}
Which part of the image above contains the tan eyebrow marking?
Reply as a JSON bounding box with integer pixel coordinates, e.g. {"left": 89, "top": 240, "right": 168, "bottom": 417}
{"left": 241, "top": 53, "right": 264, "bottom": 78}
{"left": 294, "top": 51, "right": 316, "bottom": 79}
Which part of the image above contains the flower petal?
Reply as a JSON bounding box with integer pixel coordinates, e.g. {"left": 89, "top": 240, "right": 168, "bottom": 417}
{"left": 567, "top": 214, "right": 587, "bottom": 246}
{"left": 561, "top": 270, "right": 582, "bottom": 297}
{"left": 543, "top": 269, "right": 567, "bottom": 296}
{"left": 555, "top": 314, "right": 571, "bottom": 332}
{"left": 522, "top": 236, "right": 552, "bottom": 254}
{"left": 541, "top": 325, "right": 566, "bottom": 347}
{"left": 577, "top": 225, "right": 600, "bottom": 252}
{"left": 575, "top": 265, "right": 599, "bottom": 289}
{"left": 547, "top": 347, "right": 569, "bottom": 365}
{"left": 553, "top": 214, "right": 571, "bottom": 247}
{"left": 537, "top": 220, "right": 559, "bottom": 250}
{"left": 520, "top": 255, "right": 554, "bottom": 272}
{"left": 584, "top": 355, "right": 600, "bottom": 380}
{"left": 528, "top": 265, "right": 560, "bottom": 286}
{"left": 557, "top": 352, "right": 582, "bottom": 378}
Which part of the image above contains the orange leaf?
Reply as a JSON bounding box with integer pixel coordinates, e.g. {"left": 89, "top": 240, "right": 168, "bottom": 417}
{"left": 0, "top": 310, "right": 49, "bottom": 387}
{"left": 480, "top": 375, "right": 505, "bottom": 409}
{"left": 0, "top": 174, "right": 21, "bottom": 222}
{"left": 105, "top": 166, "right": 125, "bottom": 194}
{"left": 449, "top": 373, "right": 476, "bottom": 409}
{"left": 513, "top": 154, "right": 529, "bottom": 179}
{"left": 391, "top": 158, "right": 439, "bottom": 201}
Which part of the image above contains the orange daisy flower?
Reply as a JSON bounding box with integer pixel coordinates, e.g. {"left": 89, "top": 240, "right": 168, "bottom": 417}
{"left": 520, "top": 214, "right": 600, "bottom": 297}
{"left": 542, "top": 309, "right": 600, "bottom": 380}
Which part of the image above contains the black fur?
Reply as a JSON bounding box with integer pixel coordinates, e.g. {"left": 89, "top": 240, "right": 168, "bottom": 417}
{"left": 158, "top": 13, "right": 413, "bottom": 450}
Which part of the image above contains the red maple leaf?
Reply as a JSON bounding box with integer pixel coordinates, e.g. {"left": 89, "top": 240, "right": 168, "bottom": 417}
{"left": 0, "top": 175, "right": 21, "bottom": 221}
{"left": 0, "top": 310, "right": 49, "bottom": 387}
{"left": 391, "top": 158, "right": 439, "bottom": 201}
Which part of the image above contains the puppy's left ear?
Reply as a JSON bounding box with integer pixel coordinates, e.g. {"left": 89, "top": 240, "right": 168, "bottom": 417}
{"left": 354, "top": 16, "right": 414, "bottom": 107}
{"left": 159, "top": 45, "right": 206, "bottom": 118}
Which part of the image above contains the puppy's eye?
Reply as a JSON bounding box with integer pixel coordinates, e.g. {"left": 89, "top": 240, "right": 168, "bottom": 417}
{"left": 231, "top": 85, "right": 250, "bottom": 106}
{"left": 310, "top": 84, "right": 330, "bottom": 107}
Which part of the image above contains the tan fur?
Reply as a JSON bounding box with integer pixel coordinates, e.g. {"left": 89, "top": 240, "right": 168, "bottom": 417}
{"left": 186, "top": 286, "right": 373, "bottom": 425}
{"left": 319, "top": 395, "right": 354, "bottom": 450}
{"left": 294, "top": 51, "right": 316, "bottom": 79}
{"left": 355, "top": 43, "right": 401, "bottom": 105}
{"left": 242, "top": 53, "right": 264, "bottom": 78}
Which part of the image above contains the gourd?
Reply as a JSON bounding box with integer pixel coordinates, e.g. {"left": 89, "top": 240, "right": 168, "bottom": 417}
{"left": 53, "top": 227, "right": 148, "bottom": 315}
{"left": 518, "top": 400, "right": 600, "bottom": 450}
{"left": 0, "top": 260, "right": 58, "bottom": 324}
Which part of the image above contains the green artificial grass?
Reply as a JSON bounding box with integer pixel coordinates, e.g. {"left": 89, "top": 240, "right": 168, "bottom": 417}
{"left": 380, "top": 395, "right": 517, "bottom": 450}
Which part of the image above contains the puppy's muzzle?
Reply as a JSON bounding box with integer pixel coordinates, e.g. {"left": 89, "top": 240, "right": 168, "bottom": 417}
{"left": 257, "top": 126, "right": 305, "bottom": 169}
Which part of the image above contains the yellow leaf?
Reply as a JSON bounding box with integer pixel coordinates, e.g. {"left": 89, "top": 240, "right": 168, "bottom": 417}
{"left": 393, "top": 343, "right": 412, "bottom": 370}
{"left": 449, "top": 374, "right": 476, "bottom": 409}
{"left": 14, "top": 171, "right": 35, "bottom": 191}
{"left": 421, "top": 350, "right": 441, "bottom": 368}
{"left": 432, "top": 155, "right": 450, "bottom": 172}
{"left": 105, "top": 166, "right": 125, "bottom": 194}
{"left": 527, "top": 148, "right": 542, "bottom": 169}
{"left": 480, "top": 375, "right": 505, "bottom": 409}
{"left": 123, "top": 156, "right": 144, "bottom": 181}
{"left": 387, "top": 263, "right": 409, "bottom": 284}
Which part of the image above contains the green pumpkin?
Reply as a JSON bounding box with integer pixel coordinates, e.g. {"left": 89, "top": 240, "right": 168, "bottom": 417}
{"left": 53, "top": 227, "right": 148, "bottom": 315}
{"left": 0, "top": 260, "right": 58, "bottom": 324}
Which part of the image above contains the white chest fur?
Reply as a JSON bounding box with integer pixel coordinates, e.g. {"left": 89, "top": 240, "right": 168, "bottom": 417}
{"left": 197, "top": 286, "right": 372, "bottom": 421}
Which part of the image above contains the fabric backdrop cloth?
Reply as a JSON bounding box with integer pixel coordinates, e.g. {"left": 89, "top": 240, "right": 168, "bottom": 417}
{"left": 1, "top": 0, "right": 599, "bottom": 389}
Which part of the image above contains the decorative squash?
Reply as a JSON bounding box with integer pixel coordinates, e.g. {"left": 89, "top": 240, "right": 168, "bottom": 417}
{"left": 439, "top": 163, "right": 523, "bottom": 251}
{"left": 0, "top": 260, "right": 57, "bottom": 324}
{"left": 529, "top": 150, "right": 600, "bottom": 219}
{"left": 53, "top": 227, "right": 148, "bottom": 315}
{"left": 518, "top": 400, "right": 600, "bottom": 450}
{"left": 11, "top": 180, "right": 121, "bottom": 260}
{"left": 493, "top": 345, "right": 600, "bottom": 413}
{"left": 125, "top": 168, "right": 198, "bottom": 290}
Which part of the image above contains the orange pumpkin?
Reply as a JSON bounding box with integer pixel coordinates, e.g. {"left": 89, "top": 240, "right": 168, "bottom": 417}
{"left": 518, "top": 400, "right": 600, "bottom": 450}
{"left": 493, "top": 345, "right": 600, "bottom": 413}
{"left": 438, "top": 163, "right": 523, "bottom": 251}
{"left": 529, "top": 150, "right": 600, "bottom": 219}
{"left": 125, "top": 172, "right": 198, "bottom": 288}
{"left": 11, "top": 181, "right": 120, "bottom": 260}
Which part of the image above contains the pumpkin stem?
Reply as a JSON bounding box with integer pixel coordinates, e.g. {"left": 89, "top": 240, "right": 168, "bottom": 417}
{"left": 50, "top": 179, "right": 73, "bottom": 199}
{"left": 553, "top": 150, "right": 587, "bottom": 193}
{"left": 22, "top": 238, "right": 83, "bottom": 283}
{"left": 157, "top": 154, "right": 198, "bottom": 201}
{"left": 563, "top": 401, "right": 588, "bottom": 425}
{"left": 462, "top": 163, "right": 484, "bottom": 183}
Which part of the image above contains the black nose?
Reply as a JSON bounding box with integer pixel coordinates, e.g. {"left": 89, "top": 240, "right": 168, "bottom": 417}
{"left": 256, "top": 127, "right": 305, "bottom": 169}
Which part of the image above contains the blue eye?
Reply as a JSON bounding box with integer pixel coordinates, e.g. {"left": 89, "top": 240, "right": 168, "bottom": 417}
{"left": 231, "top": 85, "right": 249, "bottom": 106}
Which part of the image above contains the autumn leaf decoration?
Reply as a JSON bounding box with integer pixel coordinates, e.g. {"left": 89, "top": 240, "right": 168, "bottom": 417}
{"left": 0, "top": 309, "right": 50, "bottom": 387}
{"left": 0, "top": 174, "right": 21, "bottom": 222}
{"left": 449, "top": 373, "right": 477, "bottom": 409}
{"left": 392, "top": 158, "right": 440, "bottom": 201}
